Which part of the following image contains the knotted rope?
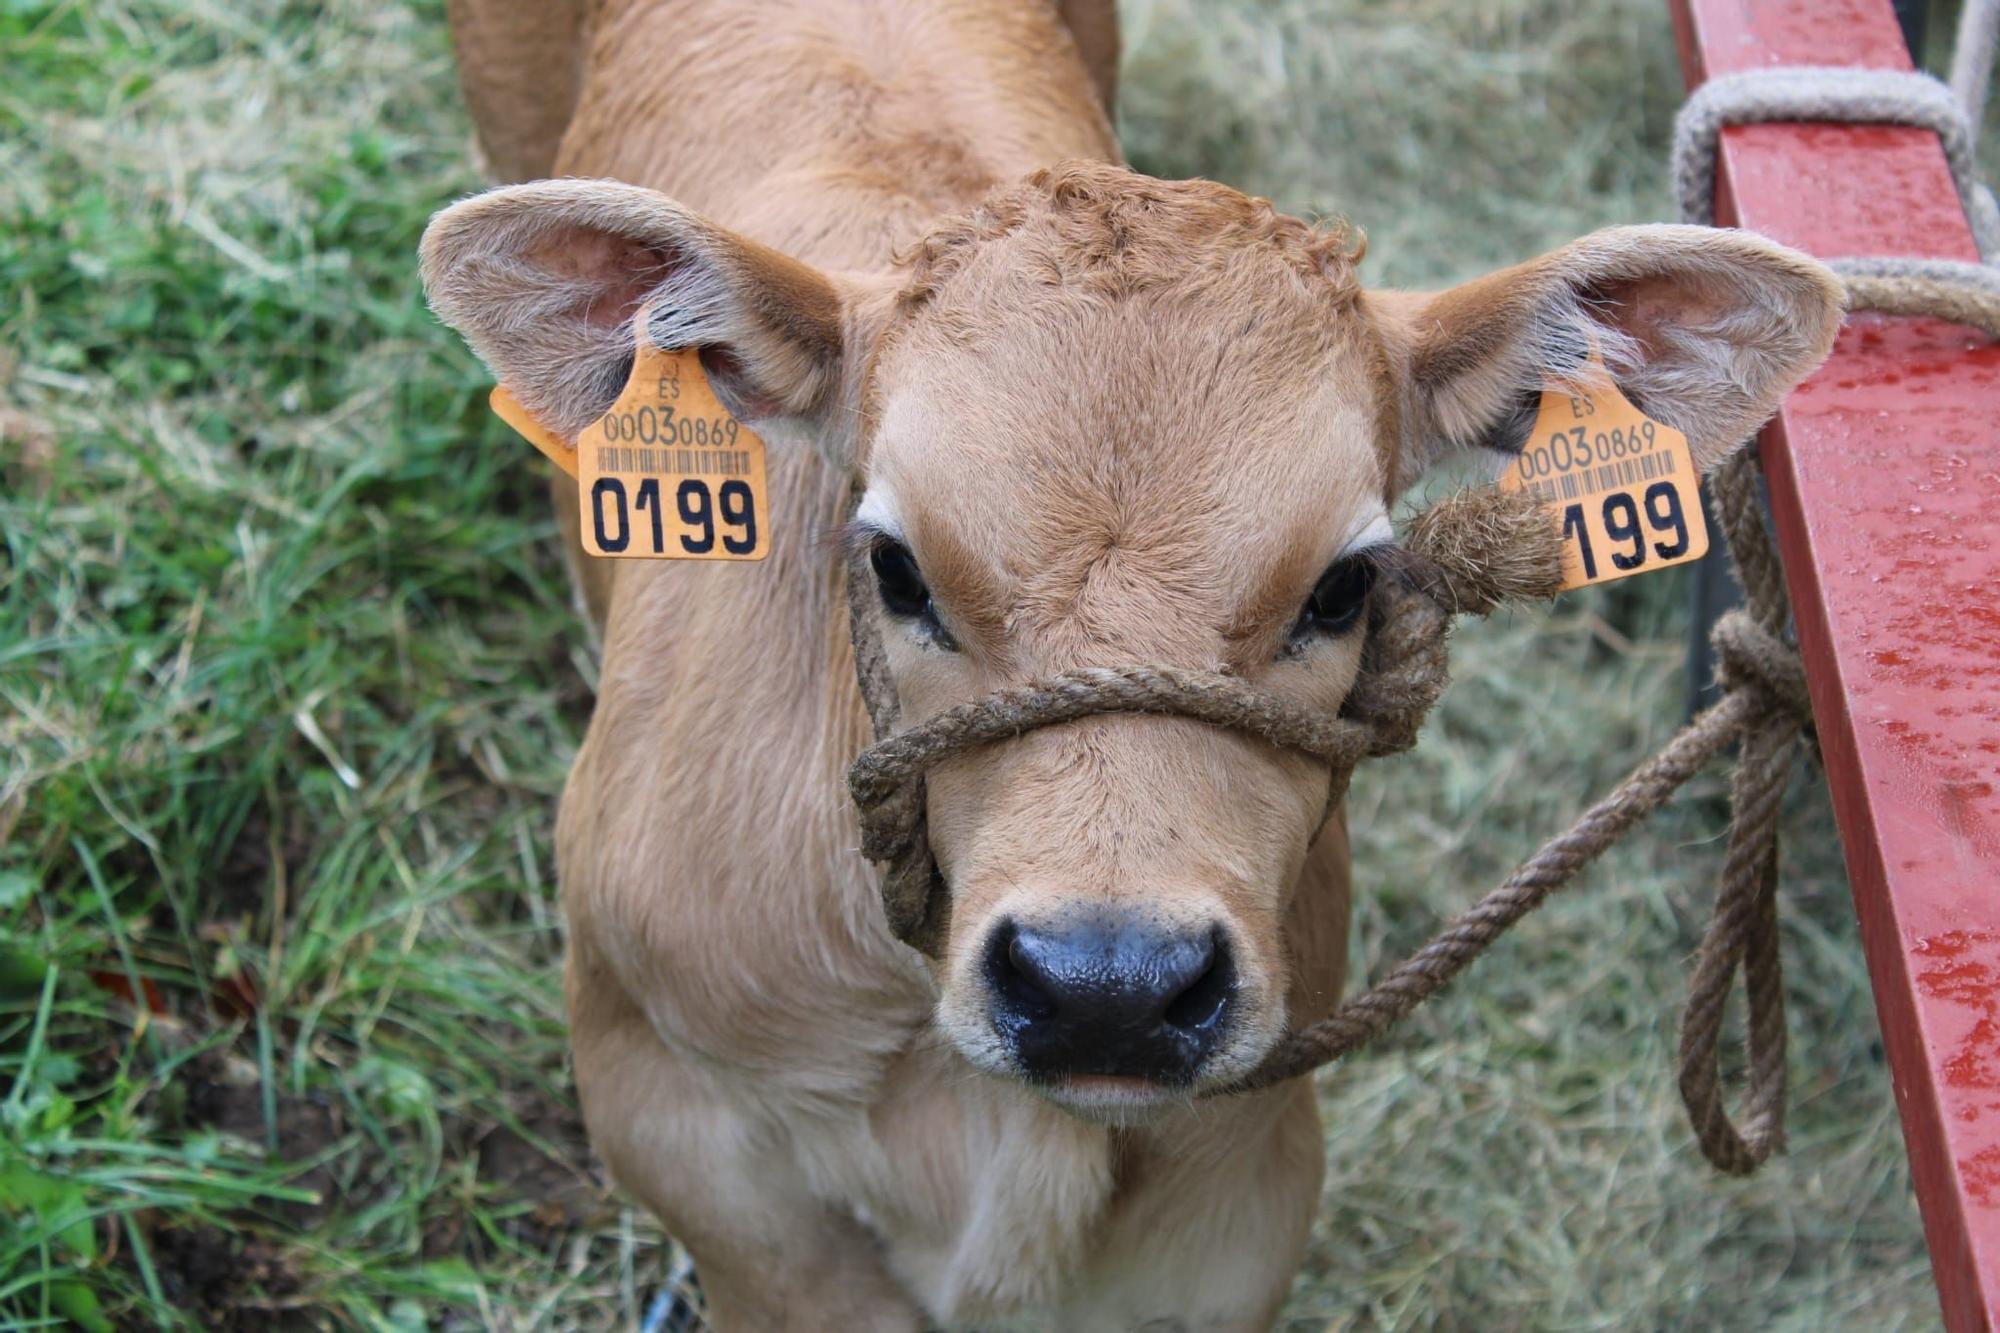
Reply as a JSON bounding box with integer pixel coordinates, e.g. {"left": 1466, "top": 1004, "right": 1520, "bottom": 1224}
{"left": 845, "top": 43, "right": 2000, "bottom": 1175}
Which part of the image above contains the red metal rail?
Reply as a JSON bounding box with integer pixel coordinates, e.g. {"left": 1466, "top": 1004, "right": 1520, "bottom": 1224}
{"left": 1668, "top": 1, "right": 2000, "bottom": 1327}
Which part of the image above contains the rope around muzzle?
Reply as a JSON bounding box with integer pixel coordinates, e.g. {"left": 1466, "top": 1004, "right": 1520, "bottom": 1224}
{"left": 851, "top": 663, "right": 1375, "bottom": 951}
{"left": 845, "top": 510, "right": 1477, "bottom": 960}
{"left": 844, "top": 485, "right": 1551, "bottom": 959}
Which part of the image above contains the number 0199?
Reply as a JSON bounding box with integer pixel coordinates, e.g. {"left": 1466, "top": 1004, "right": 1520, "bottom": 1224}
{"left": 590, "top": 477, "right": 759, "bottom": 557}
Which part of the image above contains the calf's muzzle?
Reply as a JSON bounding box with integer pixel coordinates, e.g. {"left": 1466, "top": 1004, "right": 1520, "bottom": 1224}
{"left": 985, "top": 915, "right": 1236, "bottom": 1084}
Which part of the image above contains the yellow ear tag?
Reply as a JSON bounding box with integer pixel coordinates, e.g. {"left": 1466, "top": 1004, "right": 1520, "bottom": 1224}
{"left": 490, "top": 386, "right": 578, "bottom": 479}
{"left": 574, "top": 335, "right": 770, "bottom": 561}
{"left": 487, "top": 320, "right": 772, "bottom": 562}
{"left": 1498, "top": 366, "right": 1709, "bottom": 591}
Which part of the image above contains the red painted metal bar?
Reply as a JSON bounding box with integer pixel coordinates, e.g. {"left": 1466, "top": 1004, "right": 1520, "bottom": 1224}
{"left": 1668, "top": 2, "right": 2000, "bottom": 1327}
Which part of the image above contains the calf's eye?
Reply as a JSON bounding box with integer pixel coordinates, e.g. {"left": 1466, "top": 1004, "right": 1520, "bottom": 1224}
{"left": 1291, "top": 554, "right": 1377, "bottom": 640}
{"left": 870, "top": 539, "right": 934, "bottom": 620}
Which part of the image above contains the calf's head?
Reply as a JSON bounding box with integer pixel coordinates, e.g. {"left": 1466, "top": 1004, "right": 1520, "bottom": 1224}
{"left": 422, "top": 162, "right": 1841, "bottom": 1114}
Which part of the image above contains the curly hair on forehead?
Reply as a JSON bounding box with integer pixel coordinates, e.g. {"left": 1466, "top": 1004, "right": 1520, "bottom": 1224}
{"left": 894, "top": 159, "right": 1365, "bottom": 314}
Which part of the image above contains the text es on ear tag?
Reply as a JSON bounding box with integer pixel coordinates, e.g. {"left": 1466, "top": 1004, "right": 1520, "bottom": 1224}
{"left": 576, "top": 340, "right": 771, "bottom": 562}
{"left": 1498, "top": 369, "right": 1708, "bottom": 591}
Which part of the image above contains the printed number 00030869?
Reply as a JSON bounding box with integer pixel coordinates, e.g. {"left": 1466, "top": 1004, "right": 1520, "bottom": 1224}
{"left": 599, "top": 404, "right": 739, "bottom": 448}
{"left": 590, "top": 476, "right": 758, "bottom": 556}
{"left": 1515, "top": 420, "right": 1657, "bottom": 479}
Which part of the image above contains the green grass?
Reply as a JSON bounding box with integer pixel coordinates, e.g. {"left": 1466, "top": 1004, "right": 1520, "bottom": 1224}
{"left": 0, "top": 0, "right": 1948, "bottom": 1327}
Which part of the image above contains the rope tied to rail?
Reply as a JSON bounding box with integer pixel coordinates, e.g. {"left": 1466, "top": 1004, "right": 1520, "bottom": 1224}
{"left": 845, "top": 41, "right": 2000, "bottom": 1177}
{"left": 1665, "top": 41, "right": 2000, "bottom": 1169}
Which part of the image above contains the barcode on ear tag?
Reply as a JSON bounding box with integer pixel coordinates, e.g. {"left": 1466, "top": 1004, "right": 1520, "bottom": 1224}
{"left": 1498, "top": 372, "right": 1709, "bottom": 591}
{"left": 575, "top": 343, "right": 771, "bottom": 562}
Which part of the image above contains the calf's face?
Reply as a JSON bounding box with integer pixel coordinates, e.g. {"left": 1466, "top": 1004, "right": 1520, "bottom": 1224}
{"left": 854, "top": 184, "right": 1393, "bottom": 1102}
{"left": 421, "top": 163, "right": 1841, "bottom": 1115}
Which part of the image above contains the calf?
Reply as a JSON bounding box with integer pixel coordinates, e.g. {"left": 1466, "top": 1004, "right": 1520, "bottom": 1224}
{"left": 421, "top": 1, "right": 1842, "bottom": 1326}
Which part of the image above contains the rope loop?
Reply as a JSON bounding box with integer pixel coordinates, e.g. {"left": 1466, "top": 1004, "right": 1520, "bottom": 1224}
{"left": 1672, "top": 67, "right": 2000, "bottom": 255}
{"left": 1673, "top": 448, "right": 1812, "bottom": 1174}
{"left": 1677, "top": 699, "right": 1797, "bottom": 1175}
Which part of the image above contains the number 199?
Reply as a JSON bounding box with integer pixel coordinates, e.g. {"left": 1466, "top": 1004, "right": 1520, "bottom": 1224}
{"left": 1562, "top": 481, "right": 1689, "bottom": 581}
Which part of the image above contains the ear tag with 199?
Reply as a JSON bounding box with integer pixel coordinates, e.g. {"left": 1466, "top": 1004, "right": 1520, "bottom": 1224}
{"left": 1499, "top": 367, "right": 1708, "bottom": 591}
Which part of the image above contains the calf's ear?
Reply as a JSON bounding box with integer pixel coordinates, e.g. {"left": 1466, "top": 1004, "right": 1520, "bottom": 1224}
{"left": 419, "top": 178, "right": 846, "bottom": 435}
{"left": 1370, "top": 224, "right": 1844, "bottom": 490}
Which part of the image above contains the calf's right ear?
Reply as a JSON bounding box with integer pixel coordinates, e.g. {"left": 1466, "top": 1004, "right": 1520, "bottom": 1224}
{"left": 1370, "top": 225, "right": 1844, "bottom": 491}
{"left": 419, "top": 179, "right": 847, "bottom": 436}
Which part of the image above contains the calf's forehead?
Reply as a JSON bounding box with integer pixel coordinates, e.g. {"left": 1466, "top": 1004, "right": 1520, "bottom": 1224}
{"left": 864, "top": 281, "right": 1394, "bottom": 602}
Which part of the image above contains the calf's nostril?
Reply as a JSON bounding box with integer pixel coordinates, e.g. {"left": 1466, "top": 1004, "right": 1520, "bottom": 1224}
{"left": 1161, "top": 932, "right": 1232, "bottom": 1033}
{"left": 986, "top": 920, "right": 1056, "bottom": 1022}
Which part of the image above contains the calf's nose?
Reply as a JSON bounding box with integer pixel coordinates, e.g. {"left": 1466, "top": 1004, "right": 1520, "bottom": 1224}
{"left": 983, "top": 914, "right": 1236, "bottom": 1084}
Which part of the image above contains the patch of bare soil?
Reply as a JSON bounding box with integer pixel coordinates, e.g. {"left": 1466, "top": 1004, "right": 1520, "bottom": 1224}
{"left": 145, "top": 1224, "right": 309, "bottom": 1331}
{"left": 211, "top": 803, "right": 314, "bottom": 924}
{"left": 182, "top": 1052, "right": 347, "bottom": 1228}
{"left": 122, "top": 1051, "right": 344, "bottom": 1324}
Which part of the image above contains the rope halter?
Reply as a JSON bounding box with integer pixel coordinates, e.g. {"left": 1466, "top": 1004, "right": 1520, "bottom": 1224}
{"left": 843, "top": 486, "right": 1566, "bottom": 960}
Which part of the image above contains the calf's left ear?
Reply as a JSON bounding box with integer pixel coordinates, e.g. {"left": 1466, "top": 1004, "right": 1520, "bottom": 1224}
{"left": 1371, "top": 225, "right": 1844, "bottom": 490}
{"left": 419, "top": 178, "right": 848, "bottom": 436}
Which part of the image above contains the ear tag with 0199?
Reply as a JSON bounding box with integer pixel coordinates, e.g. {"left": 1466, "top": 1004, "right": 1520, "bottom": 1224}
{"left": 487, "top": 317, "right": 771, "bottom": 562}
{"left": 1498, "top": 365, "right": 1708, "bottom": 591}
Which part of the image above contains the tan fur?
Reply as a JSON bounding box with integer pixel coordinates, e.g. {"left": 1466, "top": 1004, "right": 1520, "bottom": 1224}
{"left": 445, "top": 0, "right": 592, "bottom": 182}
{"left": 426, "top": 3, "right": 1842, "bottom": 1327}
